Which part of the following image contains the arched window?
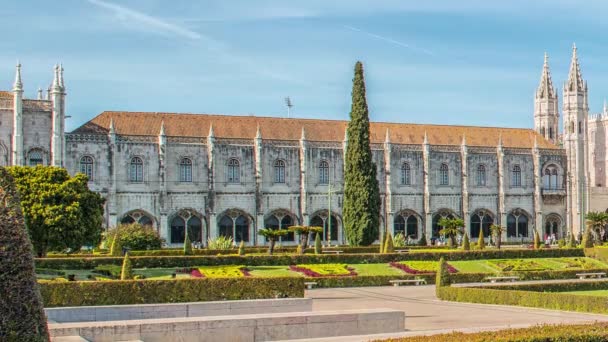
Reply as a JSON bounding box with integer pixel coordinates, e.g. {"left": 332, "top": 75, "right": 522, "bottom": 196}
{"left": 394, "top": 212, "right": 419, "bottom": 240}
{"left": 310, "top": 214, "right": 339, "bottom": 243}
{"left": 432, "top": 210, "right": 455, "bottom": 238}
{"left": 179, "top": 158, "right": 192, "bottom": 182}
{"left": 507, "top": 210, "right": 529, "bottom": 238}
{"left": 218, "top": 214, "right": 250, "bottom": 242}
{"left": 439, "top": 163, "right": 449, "bottom": 186}
{"left": 543, "top": 164, "right": 559, "bottom": 189}
{"left": 476, "top": 164, "right": 486, "bottom": 186}
{"left": 227, "top": 158, "right": 240, "bottom": 183}
{"left": 319, "top": 160, "right": 329, "bottom": 185}
{"left": 171, "top": 214, "right": 203, "bottom": 244}
{"left": 170, "top": 216, "right": 185, "bottom": 244}
{"left": 28, "top": 149, "right": 43, "bottom": 166}
{"left": 394, "top": 216, "right": 405, "bottom": 235}
{"left": 274, "top": 159, "right": 286, "bottom": 183}
{"left": 80, "top": 156, "right": 94, "bottom": 180}
{"left": 512, "top": 165, "right": 521, "bottom": 187}
{"left": 129, "top": 157, "right": 143, "bottom": 182}
{"left": 570, "top": 121, "right": 574, "bottom": 134}
{"left": 401, "top": 162, "right": 411, "bottom": 185}
{"left": 120, "top": 210, "right": 154, "bottom": 227}
{"left": 549, "top": 127, "right": 553, "bottom": 139}
{"left": 470, "top": 210, "right": 493, "bottom": 239}
{"left": 265, "top": 213, "right": 295, "bottom": 242}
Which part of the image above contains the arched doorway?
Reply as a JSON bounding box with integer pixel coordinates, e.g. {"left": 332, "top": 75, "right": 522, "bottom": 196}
{"left": 217, "top": 209, "right": 252, "bottom": 243}
{"left": 264, "top": 210, "right": 297, "bottom": 243}
{"left": 544, "top": 214, "right": 562, "bottom": 238}
{"left": 309, "top": 210, "right": 340, "bottom": 245}
{"left": 470, "top": 209, "right": 494, "bottom": 239}
{"left": 170, "top": 209, "right": 204, "bottom": 244}
{"left": 432, "top": 209, "right": 458, "bottom": 238}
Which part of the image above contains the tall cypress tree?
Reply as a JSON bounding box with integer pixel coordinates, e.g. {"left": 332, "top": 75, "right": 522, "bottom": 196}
{"left": 343, "top": 61, "right": 380, "bottom": 246}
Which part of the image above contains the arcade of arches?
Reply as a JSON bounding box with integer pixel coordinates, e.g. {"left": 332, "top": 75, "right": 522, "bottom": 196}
{"left": 170, "top": 210, "right": 203, "bottom": 244}
{"left": 309, "top": 212, "right": 340, "bottom": 244}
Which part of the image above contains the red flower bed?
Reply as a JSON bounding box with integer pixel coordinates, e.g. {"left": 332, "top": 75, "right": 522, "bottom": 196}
{"left": 241, "top": 268, "right": 252, "bottom": 277}
{"left": 190, "top": 269, "right": 203, "bottom": 278}
{"left": 289, "top": 265, "right": 357, "bottom": 277}
{"left": 389, "top": 262, "right": 458, "bottom": 274}
{"left": 176, "top": 267, "right": 195, "bottom": 274}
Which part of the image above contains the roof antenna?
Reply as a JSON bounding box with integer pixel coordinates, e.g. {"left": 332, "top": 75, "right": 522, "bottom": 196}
{"left": 285, "top": 96, "right": 293, "bottom": 118}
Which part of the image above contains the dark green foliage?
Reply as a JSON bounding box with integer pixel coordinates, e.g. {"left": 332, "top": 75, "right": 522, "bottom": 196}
{"left": 183, "top": 230, "right": 192, "bottom": 256}
{"left": 7, "top": 166, "right": 105, "bottom": 257}
{"left": 343, "top": 61, "right": 380, "bottom": 246}
{"left": 0, "top": 168, "right": 50, "bottom": 341}
{"left": 438, "top": 218, "right": 464, "bottom": 248}
{"left": 120, "top": 252, "right": 133, "bottom": 280}
{"left": 258, "top": 228, "right": 289, "bottom": 255}
{"left": 35, "top": 248, "right": 586, "bottom": 269}
{"left": 533, "top": 229, "right": 542, "bottom": 249}
{"left": 462, "top": 233, "right": 470, "bottom": 251}
{"left": 417, "top": 232, "right": 427, "bottom": 246}
{"left": 92, "top": 264, "right": 122, "bottom": 278}
{"left": 379, "top": 322, "right": 608, "bottom": 341}
{"left": 39, "top": 277, "right": 305, "bottom": 307}
{"left": 238, "top": 241, "right": 245, "bottom": 256}
{"left": 384, "top": 233, "right": 394, "bottom": 253}
{"left": 436, "top": 257, "right": 450, "bottom": 289}
{"left": 478, "top": 229, "right": 485, "bottom": 250}
{"left": 109, "top": 231, "right": 122, "bottom": 256}
{"left": 289, "top": 226, "right": 322, "bottom": 249}
{"left": 314, "top": 233, "right": 322, "bottom": 255}
{"left": 582, "top": 228, "right": 594, "bottom": 248}
{"left": 107, "top": 223, "right": 163, "bottom": 252}
{"left": 586, "top": 211, "right": 608, "bottom": 241}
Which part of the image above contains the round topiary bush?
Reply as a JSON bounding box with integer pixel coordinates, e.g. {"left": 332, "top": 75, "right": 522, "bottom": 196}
{"left": 106, "top": 223, "right": 164, "bottom": 251}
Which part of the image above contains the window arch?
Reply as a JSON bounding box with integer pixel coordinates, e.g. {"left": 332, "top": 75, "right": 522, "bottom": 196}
{"left": 80, "top": 156, "right": 94, "bottom": 180}
{"left": 227, "top": 158, "right": 240, "bottom": 183}
{"left": 120, "top": 210, "right": 154, "bottom": 227}
{"left": 470, "top": 209, "right": 494, "bottom": 239}
{"left": 319, "top": 160, "right": 329, "bottom": 185}
{"left": 179, "top": 158, "right": 193, "bottom": 182}
{"left": 439, "top": 163, "right": 449, "bottom": 186}
{"left": 310, "top": 213, "right": 339, "bottom": 244}
{"left": 274, "top": 159, "right": 286, "bottom": 183}
{"left": 394, "top": 211, "right": 419, "bottom": 240}
{"left": 170, "top": 211, "right": 203, "bottom": 244}
{"left": 507, "top": 209, "right": 529, "bottom": 238}
{"left": 28, "top": 149, "right": 44, "bottom": 166}
{"left": 543, "top": 164, "right": 559, "bottom": 189}
{"left": 264, "top": 211, "right": 296, "bottom": 242}
{"left": 401, "top": 162, "right": 411, "bottom": 185}
{"left": 432, "top": 209, "right": 457, "bottom": 238}
{"left": 476, "top": 164, "right": 486, "bottom": 186}
{"left": 512, "top": 165, "right": 522, "bottom": 187}
{"left": 570, "top": 121, "right": 574, "bottom": 134}
{"left": 130, "top": 157, "right": 144, "bottom": 182}
{"left": 218, "top": 211, "right": 250, "bottom": 243}
{"left": 545, "top": 214, "right": 562, "bottom": 238}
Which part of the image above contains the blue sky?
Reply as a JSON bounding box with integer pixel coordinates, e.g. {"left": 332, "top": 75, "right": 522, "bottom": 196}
{"left": 3, "top": 0, "right": 608, "bottom": 131}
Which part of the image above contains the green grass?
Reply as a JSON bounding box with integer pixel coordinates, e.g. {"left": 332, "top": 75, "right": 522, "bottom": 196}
{"left": 248, "top": 266, "right": 301, "bottom": 277}
{"left": 295, "top": 264, "right": 353, "bottom": 276}
{"left": 559, "top": 290, "right": 608, "bottom": 297}
{"left": 351, "top": 263, "right": 404, "bottom": 276}
{"left": 450, "top": 260, "right": 499, "bottom": 273}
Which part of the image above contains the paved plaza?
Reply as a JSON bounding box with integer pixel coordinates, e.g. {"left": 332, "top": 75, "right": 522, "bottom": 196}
{"left": 302, "top": 285, "right": 608, "bottom": 341}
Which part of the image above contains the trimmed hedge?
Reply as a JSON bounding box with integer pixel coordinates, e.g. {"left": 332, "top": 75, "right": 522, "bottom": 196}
{"left": 39, "top": 277, "right": 304, "bottom": 307}
{"left": 35, "top": 248, "right": 584, "bottom": 269}
{"left": 375, "top": 322, "right": 608, "bottom": 341}
{"left": 468, "top": 279, "right": 608, "bottom": 293}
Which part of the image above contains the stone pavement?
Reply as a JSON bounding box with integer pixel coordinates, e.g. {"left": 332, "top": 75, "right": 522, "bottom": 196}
{"left": 301, "top": 285, "right": 608, "bottom": 341}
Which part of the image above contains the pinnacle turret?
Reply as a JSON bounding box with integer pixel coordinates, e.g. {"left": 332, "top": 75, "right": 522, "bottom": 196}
{"left": 566, "top": 43, "right": 585, "bottom": 92}
{"left": 301, "top": 127, "right": 307, "bottom": 141}
{"left": 159, "top": 120, "right": 166, "bottom": 136}
{"left": 13, "top": 62, "right": 23, "bottom": 92}
{"left": 51, "top": 64, "right": 61, "bottom": 92}
{"left": 536, "top": 52, "right": 555, "bottom": 99}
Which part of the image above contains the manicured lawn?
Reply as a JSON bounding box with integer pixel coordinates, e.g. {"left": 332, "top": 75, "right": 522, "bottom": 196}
{"left": 450, "top": 260, "right": 499, "bottom": 273}
{"left": 560, "top": 290, "right": 608, "bottom": 297}
{"left": 351, "top": 263, "right": 404, "bottom": 276}
{"left": 248, "top": 266, "right": 301, "bottom": 277}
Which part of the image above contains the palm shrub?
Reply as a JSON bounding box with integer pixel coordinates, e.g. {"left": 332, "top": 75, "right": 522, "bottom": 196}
{"left": 183, "top": 230, "right": 192, "bottom": 256}
{"left": 258, "top": 228, "right": 288, "bottom": 255}
{"left": 439, "top": 218, "right": 464, "bottom": 248}
{"left": 314, "top": 233, "right": 322, "bottom": 254}
{"left": 384, "top": 233, "right": 394, "bottom": 253}
{"left": 534, "top": 229, "right": 541, "bottom": 249}
{"left": 582, "top": 228, "right": 594, "bottom": 248}
{"left": 586, "top": 211, "right": 608, "bottom": 242}
{"left": 207, "top": 236, "right": 234, "bottom": 250}
{"left": 0, "top": 168, "right": 50, "bottom": 341}
{"left": 490, "top": 224, "right": 505, "bottom": 250}
{"left": 289, "top": 226, "right": 322, "bottom": 250}
{"left": 478, "top": 229, "right": 485, "bottom": 250}
{"left": 120, "top": 252, "right": 133, "bottom": 280}
{"left": 238, "top": 241, "right": 245, "bottom": 256}
{"left": 462, "top": 232, "right": 470, "bottom": 251}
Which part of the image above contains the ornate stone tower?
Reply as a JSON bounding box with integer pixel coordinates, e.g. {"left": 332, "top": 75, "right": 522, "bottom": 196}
{"left": 534, "top": 53, "right": 559, "bottom": 144}
{"left": 12, "top": 63, "right": 24, "bottom": 165}
{"left": 562, "top": 44, "right": 589, "bottom": 237}
{"left": 50, "top": 64, "right": 66, "bottom": 167}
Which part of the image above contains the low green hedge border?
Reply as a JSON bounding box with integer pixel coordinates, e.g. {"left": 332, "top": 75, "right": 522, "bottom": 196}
{"left": 466, "top": 278, "right": 608, "bottom": 293}
{"left": 39, "top": 277, "right": 304, "bottom": 307}
{"left": 35, "top": 248, "right": 584, "bottom": 269}
{"left": 375, "top": 322, "right": 608, "bottom": 342}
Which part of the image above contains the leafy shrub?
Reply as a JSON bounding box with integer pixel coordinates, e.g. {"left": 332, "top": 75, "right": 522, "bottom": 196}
{"left": 486, "top": 259, "right": 548, "bottom": 272}
{"left": 38, "top": 277, "right": 305, "bottom": 307}
{"left": 35, "top": 248, "right": 586, "bottom": 269}
{"left": 417, "top": 232, "right": 427, "bottom": 246}
{"left": 582, "top": 228, "right": 594, "bottom": 248}
{"left": 238, "top": 241, "right": 245, "bottom": 256}
{"left": 477, "top": 229, "right": 485, "bottom": 250}
{"left": 314, "top": 234, "right": 322, "bottom": 255}
{"left": 207, "top": 236, "right": 234, "bottom": 250}
{"left": 106, "top": 223, "right": 163, "bottom": 251}
{"left": 290, "top": 264, "right": 356, "bottom": 277}
{"left": 436, "top": 257, "right": 450, "bottom": 288}
{"left": 534, "top": 229, "right": 541, "bottom": 249}
{"left": 183, "top": 231, "right": 192, "bottom": 256}
{"left": 393, "top": 233, "right": 406, "bottom": 248}
{"left": 462, "top": 233, "right": 470, "bottom": 251}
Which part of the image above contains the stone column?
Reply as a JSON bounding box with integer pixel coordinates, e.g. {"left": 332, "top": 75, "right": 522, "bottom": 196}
{"left": 422, "top": 133, "right": 432, "bottom": 242}
{"left": 461, "top": 135, "right": 470, "bottom": 236}
{"left": 497, "top": 136, "right": 506, "bottom": 227}
{"left": 383, "top": 129, "right": 392, "bottom": 240}
{"left": 532, "top": 139, "right": 543, "bottom": 240}
{"left": 159, "top": 213, "right": 169, "bottom": 243}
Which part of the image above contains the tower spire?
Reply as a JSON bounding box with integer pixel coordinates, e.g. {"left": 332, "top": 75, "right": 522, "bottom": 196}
{"left": 536, "top": 52, "right": 555, "bottom": 99}
{"left": 13, "top": 62, "right": 23, "bottom": 91}
{"left": 51, "top": 64, "right": 60, "bottom": 92}
{"left": 59, "top": 63, "right": 65, "bottom": 90}
{"left": 301, "top": 126, "right": 307, "bottom": 141}
{"left": 566, "top": 43, "right": 584, "bottom": 92}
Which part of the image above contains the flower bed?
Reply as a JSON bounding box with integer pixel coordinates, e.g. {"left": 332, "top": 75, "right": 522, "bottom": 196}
{"left": 390, "top": 261, "right": 458, "bottom": 274}
{"left": 290, "top": 264, "right": 357, "bottom": 277}
{"left": 486, "top": 259, "right": 549, "bottom": 272}
{"left": 198, "top": 265, "right": 250, "bottom": 278}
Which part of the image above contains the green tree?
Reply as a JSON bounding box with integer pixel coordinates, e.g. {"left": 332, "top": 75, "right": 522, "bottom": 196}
{"left": 289, "top": 226, "right": 322, "bottom": 250}
{"left": 436, "top": 257, "right": 451, "bottom": 289}
{"left": 384, "top": 233, "right": 394, "bottom": 253}
{"left": 438, "top": 218, "right": 464, "bottom": 248}
{"left": 418, "top": 232, "right": 427, "bottom": 246}
{"left": 314, "top": 233, "right": 322, "bottom": 254}
{"left": 478, "top": 229, "right": 485, "bottom": 250}
{"left": 343, "top": 61, "right": 380, "bottom": 246}
{"left": 7, "top": 166, "right": 105, "bottom": 257}
{"left": 586, "top": 211, "right": 608, "bottom": 242}
{"left": 462, "top": 232, "right": 470, "bottom": 251}
{"left": 490, "top": 225, "right": 505, "bottom": 250}
{"left": 582, "top": 227, "right": 594, "bottom": 248}
{"left": 183, "top": 230, "right": 192, "bottom": 256}
{"left": 238, "top": 241, "right": 245, "bottom": 256}
{"left": 0, "top": 168, "right": 50, "bottom": 341}
{"left": 120, "top": 251, "right": 133, "bottom": 280}
{"left": 106, "top": 223, "right": 163, "bottom": 251}
{"left": 258, "top": 228, "right": 288, "bottom": 255}
{"left": 534, "top": 229, "right": 541, "bottom": 249}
